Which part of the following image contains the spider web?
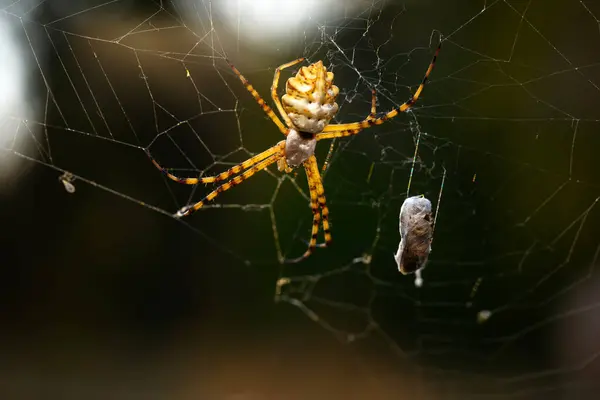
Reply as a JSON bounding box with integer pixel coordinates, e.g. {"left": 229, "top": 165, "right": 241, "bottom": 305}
{"left": 2, "top": 0, "right": 600, "bottom": 398}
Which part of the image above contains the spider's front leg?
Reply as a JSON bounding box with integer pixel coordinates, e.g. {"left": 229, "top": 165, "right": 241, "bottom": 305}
{"left": 319, "top": 89, "right": 378, "bottom": 173}
{"left": 226, "top": 59, "right": 289, "bottom": 135}
{"left": 321, "top": 41, "right": 441, "bottom": 134}
{"left": 271, "top": 58, "right": 305, "bottom": 130}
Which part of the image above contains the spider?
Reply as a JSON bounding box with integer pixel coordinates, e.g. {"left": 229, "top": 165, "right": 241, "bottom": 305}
{"left": 147, "top": 42, "right": 441, "bottom": 263}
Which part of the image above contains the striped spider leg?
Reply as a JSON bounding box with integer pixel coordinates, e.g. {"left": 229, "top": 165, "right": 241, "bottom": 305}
{"left": 315, "top": 41, "right": 441, "bottom": 141}
{"left": 146, "top": 142, "right": 285, "bottom": 216}
{"left": 320, "top": 89, "right": 378, "bottom": 174}
{"left": 148, "top": 42, "right": 441, "bottom": 263}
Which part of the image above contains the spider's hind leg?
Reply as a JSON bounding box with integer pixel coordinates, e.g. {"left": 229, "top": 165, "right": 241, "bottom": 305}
{"left": 147, "top": 141, "right": 285, "bottom": 185}
{"left": 176, "top": 151, "right": 283, "bottom": 218}
{"left": 284, "top": 155, "right": 332, "bottom": 263}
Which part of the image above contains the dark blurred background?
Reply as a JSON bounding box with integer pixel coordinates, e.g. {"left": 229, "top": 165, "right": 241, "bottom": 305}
{"left": 1, "top": 0, "right": 600, "bottom": 399}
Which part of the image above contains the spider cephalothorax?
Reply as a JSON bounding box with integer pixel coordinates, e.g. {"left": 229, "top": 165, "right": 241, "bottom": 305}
{"left": 148, "top": 43, "right": 441, "bottom": 263}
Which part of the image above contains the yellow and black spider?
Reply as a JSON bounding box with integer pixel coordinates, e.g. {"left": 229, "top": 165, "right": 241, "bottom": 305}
{"left": 147, "top": 42, "right": 441, "bottom": 263}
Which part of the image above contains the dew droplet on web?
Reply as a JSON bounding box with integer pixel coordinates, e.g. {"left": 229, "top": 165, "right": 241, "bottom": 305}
{"left": 477, "top": 310, "right": 492, "bottom": 324}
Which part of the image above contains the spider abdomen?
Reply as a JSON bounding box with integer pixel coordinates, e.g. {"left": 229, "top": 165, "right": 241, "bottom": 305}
{"left": 283, "top": 96, "right": 338, "bottom": 133}
{"left": 284, "top": 129, "right": 317, "bottom": 168}
{"left": 281, "top": 60, "right": 340, "bottom": 134}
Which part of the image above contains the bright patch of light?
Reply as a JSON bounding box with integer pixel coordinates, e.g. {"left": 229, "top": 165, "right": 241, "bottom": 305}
{"left": 0, "top": 13, "right": 35, "bottom": 190}
{"left": 178, "top": 0, "right": 368, "bottom": 52}
{"left": 230, "top": 0, "right": 330, "bottom": 35}
{"left": 477, "top": 310, "right": 492, "bottom": 324}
